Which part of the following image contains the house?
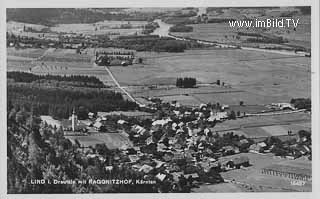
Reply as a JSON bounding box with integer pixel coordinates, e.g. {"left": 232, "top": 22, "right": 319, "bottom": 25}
{"left": 221, "top": 104, "right": 229, "bottom": 110}
{"left": 152, "top": 118, "right": 172, "bottom": 126}
{"left": 105, "top": 166, "right": 113, "bottom": 171}
{"left": 208, "top": 111, "right": 228, "bottom": 122}
{"left": 131, "top": 125, "right": 147, "bottom": 135}
{"left": 117, "top": 119, "right": 127, "bottom": 125}
{"left": 139, "top": 164, "right": 154, "bottom": 173}
{"left": 171, "top": 172, "right": 184, "bottom": 182}
{"left": 88, "top": 112, "right": 94, "bottom": 119}
{"left": 199, "top": 103, "right": 207, "bottom": 109}
{"left": 146, "top": 136, "right": 154, "bottom": 145}
{"left": 93, "top": 121, "right": 103, "bottom": 130}
{"left": 128, "top": 155, "right": 140, "bottom": 163}
{"left": 153, "top": 159, "right": 166, "bottom": 168}
{"left": 183, "top": 173, "right": 199, "bottom": 180}
{"left": 156, "top": 173, "right": 166, "bottom": 181}
{"left": 225, "top": 156, "right": 250, "bottom": 169}
{"left": 249, "top": 142, "right": 267, "bottom": 153}
{"left": 222, "top": 145, "right": 239, "bottom": 155}
{"left": 272, "top": 103, "right": 296, "bottom": 110}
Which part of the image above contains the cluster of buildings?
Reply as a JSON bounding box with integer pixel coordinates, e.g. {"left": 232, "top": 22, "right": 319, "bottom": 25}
{"left": 94, "top": 50, "right": 137, "bottom": 66}
{"left": 43, "top": 86, "right": 311, "bottom": 189}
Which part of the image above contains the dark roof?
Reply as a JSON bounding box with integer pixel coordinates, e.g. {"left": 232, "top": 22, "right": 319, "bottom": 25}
{"left": 233, "top": 156, "right": 249, "bottom": 165}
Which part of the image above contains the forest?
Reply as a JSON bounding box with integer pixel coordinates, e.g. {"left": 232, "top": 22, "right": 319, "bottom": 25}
{"left": 109, "top": 36, "right": 203, "bottom": 52}
{"left": 7, "top": 107, "right": 159, "bottom": 193}
{"left": 8, "top": 71, "right": 105, "bottom": 88}
{"left": 8, "top": 85, "right": 138, "bottom": 119}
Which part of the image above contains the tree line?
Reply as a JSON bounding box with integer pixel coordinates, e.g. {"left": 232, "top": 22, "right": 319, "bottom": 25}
{"left": 8, "top": 85, "right": 138, "bottom": 119}
{"left": 169, "top": 24, "right": 193, "bottom": 32}
{"left": 110, "top": 35, "right": 203, "bottom": 52}
{"left": 7, "top": 71, "right": 105, "bottom": 88}
{"left": 290, "top": 98, "right": 311, "bottom": 110}
{"left": 176, "top": 77, "right": 197, "bottom": 88}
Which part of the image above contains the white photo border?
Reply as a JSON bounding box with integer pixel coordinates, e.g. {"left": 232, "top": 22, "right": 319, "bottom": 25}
{"left": 0, "top": 1, "right": 318, "bottom": 199}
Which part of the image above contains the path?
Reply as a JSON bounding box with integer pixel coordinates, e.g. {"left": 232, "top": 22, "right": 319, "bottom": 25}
{"left": 30, "top": 48, "right": 56, "bottom": 71}
{"left": 104, "top": 66, "right": 144, "bottom": 107}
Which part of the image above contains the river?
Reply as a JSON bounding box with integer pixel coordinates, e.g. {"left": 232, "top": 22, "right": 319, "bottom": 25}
{"left": 152, "top": 19, "right": 173, "bottom": 37}
{"left": 152, "top": 18, "right": 309, "bottom": 57}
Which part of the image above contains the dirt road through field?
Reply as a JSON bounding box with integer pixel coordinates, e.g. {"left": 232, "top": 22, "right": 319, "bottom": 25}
{"left": 104, "top": 66, "right": 144, "bottom": 107}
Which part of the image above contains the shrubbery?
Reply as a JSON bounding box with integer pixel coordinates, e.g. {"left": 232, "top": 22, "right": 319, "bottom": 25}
{"left": 169, "top": 24, "right": 193, "bottom": 32}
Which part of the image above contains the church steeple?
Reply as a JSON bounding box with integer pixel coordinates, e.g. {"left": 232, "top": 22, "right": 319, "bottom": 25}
{"left": 72, "top": 108, "right": 76, "bottom": 132}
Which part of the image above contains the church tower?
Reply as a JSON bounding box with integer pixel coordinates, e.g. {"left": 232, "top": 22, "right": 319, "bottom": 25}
{"left": 71, "top": 108, "right": 76, "bottom": 132}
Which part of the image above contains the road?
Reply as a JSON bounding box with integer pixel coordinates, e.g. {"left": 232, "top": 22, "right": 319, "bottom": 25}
{"left": 104, "top": 66, "right": 144, "bottom": 107}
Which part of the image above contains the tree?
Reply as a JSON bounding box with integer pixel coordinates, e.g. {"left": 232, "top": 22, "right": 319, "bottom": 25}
{"left": 228, "top": 110, "right": 236, "bottom": 120}
{"left": 95, "top": 144, "right": 110, "bottom": 156}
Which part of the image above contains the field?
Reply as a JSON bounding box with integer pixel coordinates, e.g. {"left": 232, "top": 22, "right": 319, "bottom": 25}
{"left": 110, "top": 49, "right": 310, "bottom": 106}
{"left": 7, "top": 21, "right": 47, "bottom": 34}
{"left": 7, "top": 46, "right": 311, "bottom": 109}
{"left": 217, "top": 153, "right": 312, "bottom": 192}
{"left": 7, "top": 19, "right": 149, "bottom": 40}
{"left": 66, "top": 132, "right": 133, "bottom": 149}
{"left": 39, "top": 48, "right": 92, "bottom": 62}
{"left": 174, "top": 7, "right": 311, "bottom": 50}
{"left": 213, "top": 112, "right": 311, "bottom": 131}
{"left": 50, "top": 20, "right": 148, "bottom": 37}
{"left": 7, "top": 47, "right": 118, "bottom": 86}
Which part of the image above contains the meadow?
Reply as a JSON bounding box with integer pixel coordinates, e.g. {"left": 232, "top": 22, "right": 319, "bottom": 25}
{"left": 110, "top": 48, "right": 310, "bottom": 106}
{"left": 50, "top": 20, "right": 148, "bottom": 37}
{"left": 218, "top": 153, "right": 312, "bottom": 192}
{"left": 66, "top": 132, "right": 133, "bottom": 149}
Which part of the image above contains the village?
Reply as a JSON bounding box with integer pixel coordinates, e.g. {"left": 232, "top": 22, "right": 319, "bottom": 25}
{"left": 39, "top": 96, "right": 312, "bottom": 192}
{"left": 6, "top": 7, "right": 312, "bottom": 194}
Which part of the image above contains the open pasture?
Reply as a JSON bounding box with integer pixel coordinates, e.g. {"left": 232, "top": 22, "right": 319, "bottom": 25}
{"left": 7, "top": 21, "right": 47, "bottom": 33}
{"left": 213, "top": 112, "right": 311, "bottom": 132}
{"left": 110, "top": 49, "right": 310, "bottom": 106}
{"left": 7, "top": 47, "right": 47, "bottom": 58}
{"left": 171, "top": 11, "right": 310, "bottom": 50}
{"left": 172, "top": 23, "right": 240, "bottom": 44}
{"left": 7, "top": 60, "right": 35, "bottom": 72}
{"left": 219, "top": 153, "right": 311, "bottom": 192}
{"left": 66, "top": 132, "right": 133, "bottom": 149}
{"left": 39, "top": 48, "right": 92, "bottom": 62}
{"left": 7, "top": 48, "right": 116, "bottom": 87}
{"left": 50, "top": 20, "right": 147, "bottom": 36}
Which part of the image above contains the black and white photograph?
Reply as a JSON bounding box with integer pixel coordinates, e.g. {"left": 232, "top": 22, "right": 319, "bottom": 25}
{"left": 1, "top": 0, "right": 319, "bottom": 198}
